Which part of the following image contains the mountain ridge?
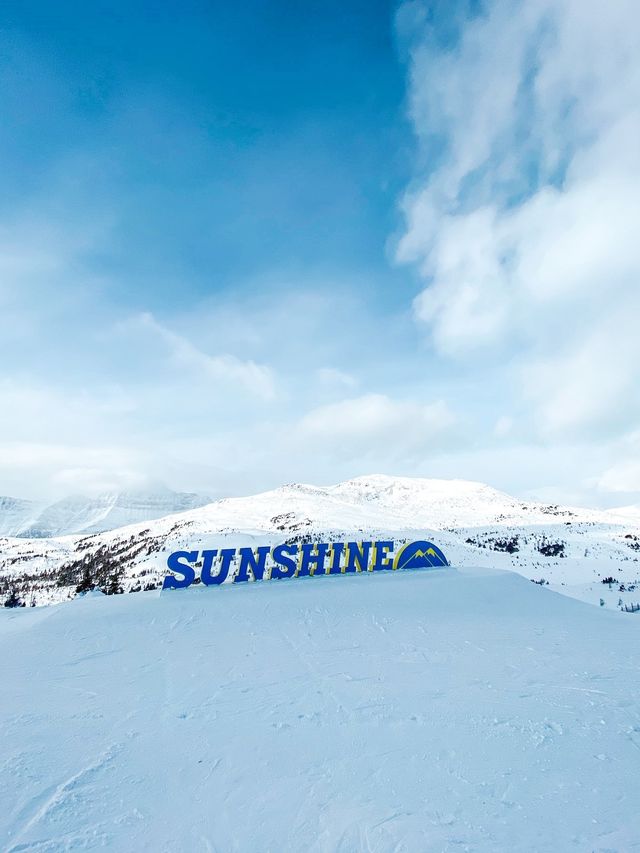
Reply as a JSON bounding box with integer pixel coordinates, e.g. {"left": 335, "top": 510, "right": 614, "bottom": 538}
{"left": 0, "top": 487, "right": 211, "bottom": 538}
{"left": 1, "top": 474, "right": 639, "bottom": 608}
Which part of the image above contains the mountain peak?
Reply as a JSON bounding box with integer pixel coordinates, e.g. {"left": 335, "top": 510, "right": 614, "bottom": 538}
{"left": 0, "top": 488, "right": 211, "bottom": 538}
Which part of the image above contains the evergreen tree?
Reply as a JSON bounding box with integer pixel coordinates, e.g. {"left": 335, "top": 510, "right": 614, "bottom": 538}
{"left": 4, "top": 589, "right": 23, "bottom": 608}
{"left": 75, "top": 566, "right": 95, "bottom": 594}
{"left": 104, "top": 572, "right": 123, "bottom": 595}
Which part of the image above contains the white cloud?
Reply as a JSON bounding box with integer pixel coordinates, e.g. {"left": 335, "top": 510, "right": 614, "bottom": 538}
{"left": 316, "top": 367, "right": 358, "bottom": 389}
{"left": 597, "top": 462, "right": 640, "bottom": 495}
{"left": 0, "top": 380, "right": 144, "bottom": 499}
{"left": 136, "top": 312, "right": 277, "bottom": 401}
{"left": 493, "top": 416, "right": 513, "bottom": 438}
{"left": 300, "top": 393, "right": 455, "bottom": 459}
{"left": 0, "top": 379, "right": 135, "bottom": 442}
{"left": 0, "top": 441, "right": 147, "bottom": 499}
{"left": 397, "top": 0, "right": 640, "bottom": 439}
{"left": 594, "top": 432, "right": 640, "bottom": 495}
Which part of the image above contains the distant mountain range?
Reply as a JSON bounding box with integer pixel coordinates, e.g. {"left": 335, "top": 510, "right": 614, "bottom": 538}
{"left": 0, "top": 488, "right": 210, "bottom": 538}
{"left": 1, "top": 474, "right": 639, "bottom": 608}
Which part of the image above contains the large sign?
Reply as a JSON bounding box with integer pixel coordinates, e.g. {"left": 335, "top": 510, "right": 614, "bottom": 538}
{"left": 162, "top": 539, "right": 449, "bottom": 591}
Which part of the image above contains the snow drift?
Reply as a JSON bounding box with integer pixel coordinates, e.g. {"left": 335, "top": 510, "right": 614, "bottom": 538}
{"left": 1, "top": 567, "right": 639, "bottom": 851}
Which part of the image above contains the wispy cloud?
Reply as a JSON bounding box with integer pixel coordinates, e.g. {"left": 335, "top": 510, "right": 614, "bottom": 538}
{"left": 135, "top": 312, "right": 277, "bottom": 401}
{"left": 315, "top": 367, "right": 358, "bottom": 389}
{"left": 300, "top": 393, "right": 456, "bottom": 460}
{"left": 397, "top": 0, "right": 640, "bottom": 441}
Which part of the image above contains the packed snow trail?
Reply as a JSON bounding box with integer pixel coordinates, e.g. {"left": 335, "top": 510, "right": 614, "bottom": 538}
{"left": 1, "top": 568, "right": 639, "bottom": 851}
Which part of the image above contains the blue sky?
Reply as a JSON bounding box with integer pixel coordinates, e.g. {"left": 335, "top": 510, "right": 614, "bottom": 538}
{"left": 1, "top": 0, "right": 639, "bottom": 506}
{"left": 1, "top": 0, "right": 409, "bottom": 306}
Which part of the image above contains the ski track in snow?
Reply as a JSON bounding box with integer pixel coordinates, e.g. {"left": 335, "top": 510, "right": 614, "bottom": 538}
{"left": 8, "top": 743, "right": 124, "bottom": 851}
{"left": 1, "top": 567, "right": 639, "bottom": 851}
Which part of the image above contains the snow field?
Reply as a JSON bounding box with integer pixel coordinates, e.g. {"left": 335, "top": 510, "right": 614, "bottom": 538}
{"left": 1, "top": 566, "right": 639, "bottom": 851}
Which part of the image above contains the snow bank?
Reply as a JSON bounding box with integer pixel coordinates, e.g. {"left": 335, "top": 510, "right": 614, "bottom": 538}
{"left": 1, "top": 567, "right": 639, "bottom": 851}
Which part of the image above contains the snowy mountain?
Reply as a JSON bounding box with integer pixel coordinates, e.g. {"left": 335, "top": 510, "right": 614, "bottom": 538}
{"left": 2, "top": 567, "right": 639, "bottom": 850}
{"left": 0, "top": 496, "right": 44, "bottom": 537}
{"left": 608, "top": 503, "right": 640, "bottom": 521}
{"left": 1, "top": 474, "right": 639, "bottom": 608}
{"left": 0, "top": 487, "right": 210, "bottom": 538}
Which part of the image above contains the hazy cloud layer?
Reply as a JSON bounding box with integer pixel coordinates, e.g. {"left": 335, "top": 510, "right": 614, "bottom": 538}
{"left": 0, "top": 2, "right": 638, "bottom": 506}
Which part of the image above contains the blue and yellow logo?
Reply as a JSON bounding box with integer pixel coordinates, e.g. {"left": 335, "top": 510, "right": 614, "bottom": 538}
{"left": 393, "top": 541, "right": 449, "bottom": 571}
{"left": 163, "top": 538, "right": 449, "bottom": 591}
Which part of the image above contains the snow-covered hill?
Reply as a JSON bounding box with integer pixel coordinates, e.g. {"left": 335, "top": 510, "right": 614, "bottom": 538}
{"left": 0, "top": 487, "right": 209, "bottom": 538}
{"left": 0, "top": 496, "right": 44, "bottom": 537}
{"left": 608, "top": 504, "right": 640, "bottom": 521}
{"left": 1, "top": 474, "right": 639, "bottom": 608}
{"left": 1, "top": 568, "right": 638, "bottom": 850}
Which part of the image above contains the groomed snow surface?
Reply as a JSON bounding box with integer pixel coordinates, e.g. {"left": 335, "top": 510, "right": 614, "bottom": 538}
{"left": 2, "top": 567, "right": 639, "bottom": 852}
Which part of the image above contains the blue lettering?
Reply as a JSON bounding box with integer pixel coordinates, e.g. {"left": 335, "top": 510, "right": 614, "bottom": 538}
{"left": 201, "top": 548, "right": 235, "bottom": 585}
{"left": 297, "top": 542, "right": 329, "bottom": 577}
{"left": 270, "top": 544, "right": 298, "bottom": 579}
{"left": 345, "top": 541, "right": 372, "bottom": 573}
{"left": 162, "top": 539, "right": 448, "bottom": 593}
{"left": 236, "top": 546, "right": 271, "bottom": 583}
{"left": 163, "top": 551, "right": 198, "bottom": 589}
{"left": 200, "top": 549, "right": 218, "bottom": 584}
{"left": 372, "top": 541, "right": 394, "bottom": 571}
{"left": 326, "top": 542, "right": 345, "bottom": 574}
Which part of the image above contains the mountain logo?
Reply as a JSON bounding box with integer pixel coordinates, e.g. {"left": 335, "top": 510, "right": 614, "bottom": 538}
{"left": 393, "top": 540, "right": 449, "bottom": 571}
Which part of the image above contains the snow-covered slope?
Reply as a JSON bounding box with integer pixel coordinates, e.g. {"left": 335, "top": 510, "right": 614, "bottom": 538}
{"left": 1, "top": 568, "right": 638, "bottom": 851}
{"left": 1, "top": 475, "right": 639, "bottom": 608}
{"left": 608, "top": 504, "right": 640, "bottom": 521}
{"left": 0, "top": 496, "right": 44, "bottom": 537}
{"left": 0, "top": 487, "right": 209, "bottom": 538}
